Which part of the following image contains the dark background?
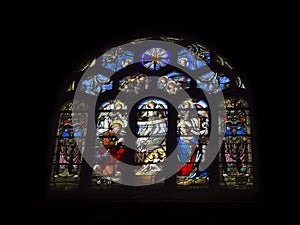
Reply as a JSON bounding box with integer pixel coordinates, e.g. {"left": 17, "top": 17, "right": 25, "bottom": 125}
{"left": 3, "top": 3, "right": 293, "bottom": 224}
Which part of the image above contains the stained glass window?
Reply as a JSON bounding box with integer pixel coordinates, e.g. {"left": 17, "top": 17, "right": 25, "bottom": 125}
{"left": 49, "top": 100, "right": 88, "bottom": 191}
{"left": 218, "top": 96, "right": 253, "bottom": 189}
{"left": 134, "top": 98, "right": 168, "bottom": 186}
{"left": 92, "top": 99, "right": 129, "bottom": 188}
{"left": 158, "top": 71, "right": 191, "bottom": 94}
{"left": 49, "top": 35, "right": 257, "bottom": 198}
{"left": 141, "top": 47, "right": 170, "bottom": 70}
{"left": 177, "top": 48, "right": 207, "bottom": 70}
{"left": 118, "top": 74, "right": 150, "bottom": 95}
{"left": 102, "top": 47, "right": 134, "bottom": 71}
{"left": 176, "top": 98, "right": 210, "bottom": 188}
{"left": 81, "top": 74, "right": 112, "bottom": 96}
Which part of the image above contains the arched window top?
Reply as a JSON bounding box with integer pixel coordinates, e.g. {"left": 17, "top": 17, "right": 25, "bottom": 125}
{"left": 49, "top": 35, "right": 257, "bottom": 197}
{"left": 76, "top": 36, "right": 248, "bottom": 99}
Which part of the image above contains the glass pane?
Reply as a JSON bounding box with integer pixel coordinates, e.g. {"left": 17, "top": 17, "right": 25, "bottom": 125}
{"left": 157, "top": 71, "right": 191, "bottom": 94}
{"left": 49, "top": 101, "right": 88, "bottom": 191}
{"left": 134, "top": 98, "right": 168, "bottom": 186}
{"left": 81, "top": 74, "right": 112, "bottom": 96}
{"left": 118, "top": 74, "right": 150, "bottom": 95}
{"left": 141, "top": 48, "right": 170, "bottom": 70}
{"left": 197, "top": 72, "right": 230, "bottom": 94}
{"left": 176, "top": 98, "right": 210, "bottom": 189}
{"left": 102, "top": 47, "right": 134, "bottom": 71}
{"left": 218, "top": 97, "right": 253, "bottom": 189}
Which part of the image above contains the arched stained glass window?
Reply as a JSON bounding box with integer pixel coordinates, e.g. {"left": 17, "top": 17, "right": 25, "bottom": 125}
{"left": 176, "top": 98, "right": 210, "bottom": 188}
{"left": 218, "top": 96, "right": 253, "bottom": 189}
{"left": 49, "top": 100, "right": 88, "bottom": 191}
{"left": 134, "top": 97, "right": 168, "bottom": 186}
{"left": 93, "top": 99, "right": 129, "bottom": 188}
{"left": 48, "top": 35, "right": 257, "bottom": 199}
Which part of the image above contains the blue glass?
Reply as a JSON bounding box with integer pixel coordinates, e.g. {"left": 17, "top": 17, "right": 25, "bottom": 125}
{"left": 219, "top": 76, "right": 230, "bottom": 90}
{"left": 141, "top": 48, "right": 170, "bottom": 70}
{"left": 81, "top": 74, "right": 112, "bottom": 96}
{"left": 177, "top": 49, "right": 206, "bottom": 70}
{"left": 225, "top": 122, "right": 245, "bottom": 135}
{"left": 62, "top": 124, "right": 72, "bottom": 137}
{"left": 73, "top": 124, "right": 83, "bottom": 137}
{"left": 102, "top": 48, "right": 134, "bottom": 71}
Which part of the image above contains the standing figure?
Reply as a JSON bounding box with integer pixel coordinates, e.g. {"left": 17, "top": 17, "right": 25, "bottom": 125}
{"left": 176, "top": 122, "right": 208, "bottom": 185}
{"left": 55, "top": 138, "right": 81, "bottom": 178}
{"left": 178, "top": 99, "right": 205, "bottom": 135}
{"left": 222, "top": 121, "right": 249, "bottom": 176}
{"left": 177, "top": 150, "right": 208, "bottom": 185}
{"left": 176, "top": 121, "right": 198, "bottom": 163}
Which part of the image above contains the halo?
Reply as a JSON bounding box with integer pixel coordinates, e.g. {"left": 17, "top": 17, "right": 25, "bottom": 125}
{"left": 178, "top": 57, "right": 189, "bottom": 66}
{"left": 182, "top": 99, "right": 193, "bottom": 107}
{"left": 146, "top": 99, "right": 157, "bottom": 105}
{"left": 177, "top": 121, "right": 192, "bottom": 128}
{"left": 110, "top": 120, "right": 124, "bottom": 128}
{"left": 159, "top": 75, "right": 168, "bottom": 81}
{"left": 114, "top": 100, "right": 125, "bottom": 109}
{"left": 139, "top": 73, "right": 147, "bottom": 78}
